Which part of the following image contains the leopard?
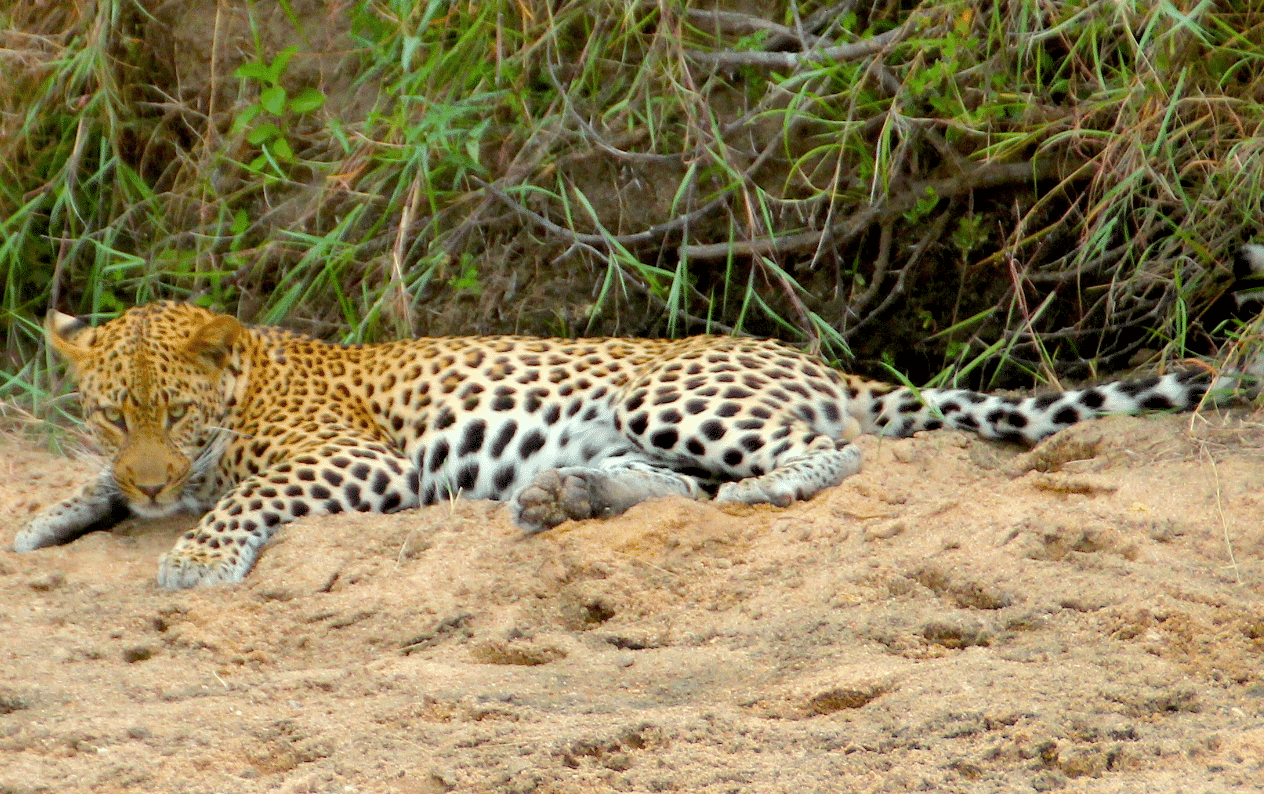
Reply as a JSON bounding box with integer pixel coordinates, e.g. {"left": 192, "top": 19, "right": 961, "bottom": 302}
{"left": 10, "top": 299, "right": 1254, "bottom": 589}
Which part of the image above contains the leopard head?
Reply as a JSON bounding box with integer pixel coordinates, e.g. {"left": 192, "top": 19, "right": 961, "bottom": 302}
{"left": 47, "top": 302, "right": 243, "bottom": 517}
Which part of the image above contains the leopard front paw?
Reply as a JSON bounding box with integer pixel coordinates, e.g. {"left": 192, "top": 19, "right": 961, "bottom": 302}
{"left": 511, "top": 469, "right": 597, "bottom": 534}
{"left": 12, "top": 515, "right": 62, "bottom": 553}
{"left": 157, "top": 532, "right": 258, "bottom": 588}
{"left": 13, "top": 480, "right": 127, "bottom": 552}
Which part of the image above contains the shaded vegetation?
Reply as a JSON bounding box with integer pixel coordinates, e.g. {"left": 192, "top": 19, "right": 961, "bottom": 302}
{"left": 2, "top": 0, "right": 1263, "bottom": 417}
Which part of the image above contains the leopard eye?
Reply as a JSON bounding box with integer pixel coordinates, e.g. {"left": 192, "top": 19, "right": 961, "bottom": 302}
{"left": 99, "top": 406, "right": 127, "bottom": 430}
{"left": 166, "top": 402, "right": 190, "bottom": 429}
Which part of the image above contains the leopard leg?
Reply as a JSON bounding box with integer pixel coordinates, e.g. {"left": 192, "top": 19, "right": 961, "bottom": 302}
{"left": 13, "top": 473, "right": 130, "bottom": 552}
{"left": 157, "top": 440, "right": 420, "bottom": 588}
{"left": 715, "top": 440, "right": 862, "bottom": 507}
{"left": 511, "top": 461, "right": 700, "bottom": 534}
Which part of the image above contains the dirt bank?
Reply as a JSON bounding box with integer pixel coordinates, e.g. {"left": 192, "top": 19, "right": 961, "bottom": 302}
{"left": 3, "top": 413, "right": 1263, "bottom": 792}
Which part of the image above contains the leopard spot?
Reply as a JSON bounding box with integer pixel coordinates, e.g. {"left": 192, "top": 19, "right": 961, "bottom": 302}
{"left": 456, "top": 463, "right": 480, "bottom": 491}
{"left": 651, "top": 429, "right": 679, "bottom": 449}
{"left": 652, "top": 388, "right": 680, "bottom": 405}
{"left": 519, "top": 430, "right": 546, "bottom": 458}
{"left": 1078, "top": 389, "right": 1105, "bottom": 409}
{"left": 716, "top": 403, "right": 741, "bottom": 418}
{"left": 491, "top": 420, "right": 518, "bottom": 458}
{"left": 1117, "top": 376, "right": 1161, "bottom": 397}
{"left": 371, "top": 470, "right": 390, "bottom": 495}
{"left": 1052, "top": 406, "right": 1080, "bottom": 425}
{"left": 700, "top": 420, "right": 726, "bottom": 441}
{"left": 628, "top": 412, "right": 649, "bottom": 435}
{"left": 493, "top": 465, "right": 517, "bottom": 492}
{"left": 460, "top": 419, "right": 487, "bottom": 456}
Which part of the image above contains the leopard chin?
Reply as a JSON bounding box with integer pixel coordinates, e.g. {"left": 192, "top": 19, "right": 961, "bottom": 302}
{"left": 125, "top": 492, "right": 202, "bottom": 520}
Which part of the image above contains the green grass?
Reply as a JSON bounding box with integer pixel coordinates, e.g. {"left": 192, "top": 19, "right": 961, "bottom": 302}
{"left": 2, "top": 0, "right": 1263, "bottom": 421}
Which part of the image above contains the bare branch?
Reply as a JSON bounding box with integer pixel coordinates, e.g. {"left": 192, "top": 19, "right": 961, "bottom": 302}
{"left": 840, "top": 210, "right": 952, "bottom": 341}
{"left": 684, "top": 9, "right": 831, "bottom": 48}
{"left": 680, "top": 159, "right": 1077, "bottom": 261}
{"left": 685, "top": 25, "right": 907, "bottom": 70}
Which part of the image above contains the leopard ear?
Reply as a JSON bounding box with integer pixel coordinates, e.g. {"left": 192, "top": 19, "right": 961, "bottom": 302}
{"left": 184, "top": 315, "right": 243, "bottom": 370}
{"left": 45, "top": 310, "right": 94, "bottom": 373}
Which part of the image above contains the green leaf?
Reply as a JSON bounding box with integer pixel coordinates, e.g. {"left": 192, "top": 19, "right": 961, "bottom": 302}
{"left": 246, "top": 122, "right": 283, "bottom": 145}
{"left": 266, "top": 46, "right": 299, "bottom": 84}
{"left": 231, "top": 208, "right": 249, "bottom": 235}
{"left": 261, "top": 86, "right": 287, "bottom": 116}
{"left": 231, "top": 104, "right": 262, "bottom": 134}
{"left": 289, "top": 87, "right": 326, "bottom": 114}
{"left": 270, "top": 137, "right": 295, "bottom": 162}
{"left": 235, "top": 61, "right": 271, "bottom": 82}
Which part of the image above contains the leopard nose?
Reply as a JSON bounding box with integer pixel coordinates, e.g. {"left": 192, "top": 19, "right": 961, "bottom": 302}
{"left": 137, "top": 484, "right": 163, "bottom": 501}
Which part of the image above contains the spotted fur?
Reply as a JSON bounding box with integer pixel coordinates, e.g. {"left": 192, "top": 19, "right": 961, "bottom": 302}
{"left": 12, "top": 301, "right": 1244, "bottom": 587}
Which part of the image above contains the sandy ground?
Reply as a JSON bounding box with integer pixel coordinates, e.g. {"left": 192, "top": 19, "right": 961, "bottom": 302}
{"left": 3, "top": 413, "right": 1264, "bottom": 793}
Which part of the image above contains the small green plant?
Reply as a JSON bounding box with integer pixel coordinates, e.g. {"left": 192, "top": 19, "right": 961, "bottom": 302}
{"left": 447, "top": 259, "right": 484, "bottom": 295}
{"left": 904, "top": 185, "right": 941, "bottom": 224}
{"left": 231, "top": 46, "right": 326, "bottom": 180}
{"left": 951, "top": 215, "right": 986, "bottom": 255}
